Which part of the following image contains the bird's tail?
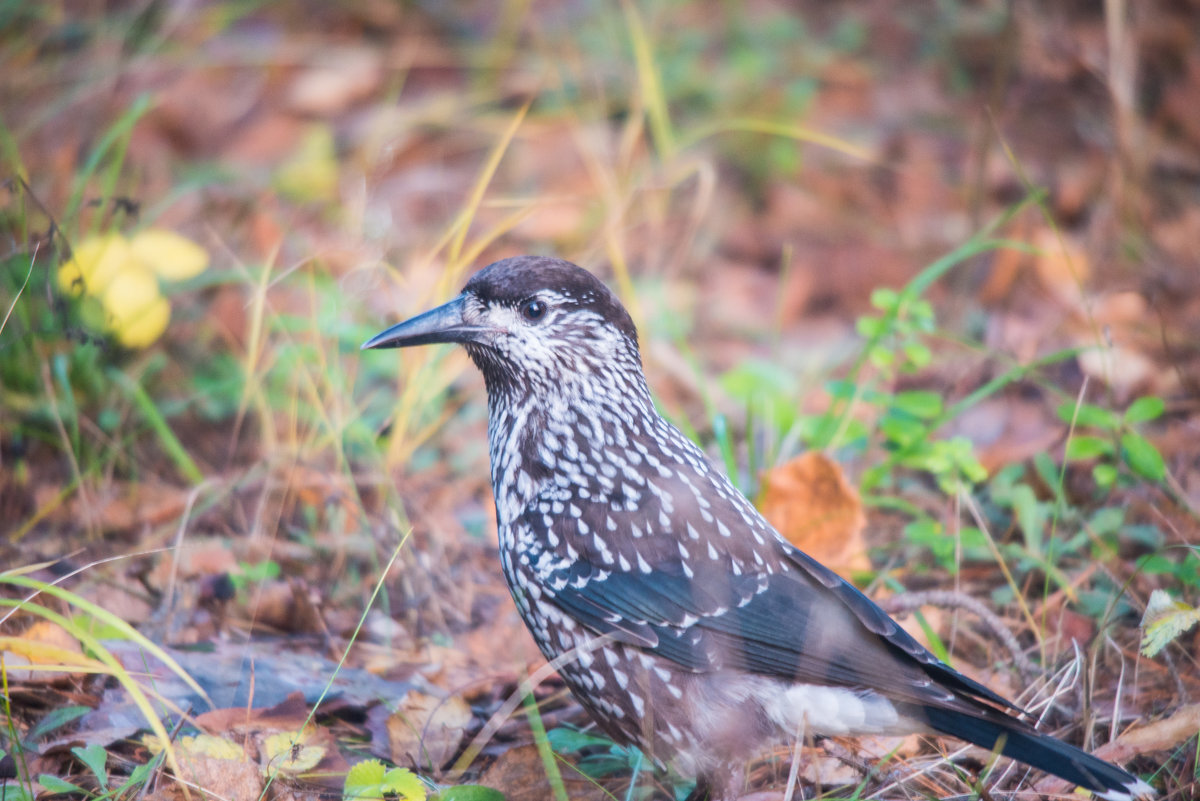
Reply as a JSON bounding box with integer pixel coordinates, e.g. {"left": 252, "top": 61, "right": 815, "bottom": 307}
{"left": 921, "top": 706, "right": 1154, "bottom": 801}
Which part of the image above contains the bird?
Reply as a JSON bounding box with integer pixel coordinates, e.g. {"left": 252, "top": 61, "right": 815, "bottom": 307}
{"left": 363, "top": 256, "right": 1155, "bottom": 801}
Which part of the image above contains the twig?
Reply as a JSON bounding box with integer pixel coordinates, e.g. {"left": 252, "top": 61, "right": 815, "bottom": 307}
{"left": 879, "top": 589, "right": 1041, "bottom": 682}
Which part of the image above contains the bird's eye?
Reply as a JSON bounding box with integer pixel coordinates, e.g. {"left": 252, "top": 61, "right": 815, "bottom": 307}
{"left": 520, "top": 299, "right": 547, "bottom": 322}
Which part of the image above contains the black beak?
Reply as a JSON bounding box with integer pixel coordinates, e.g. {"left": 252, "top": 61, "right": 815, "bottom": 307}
{"left": 361, "top": 294, "right": 488, "bottom": 350}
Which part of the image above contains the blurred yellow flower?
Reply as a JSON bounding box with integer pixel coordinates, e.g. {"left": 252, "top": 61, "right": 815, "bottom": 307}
{"left": 129, "top": 228, "right": 209, "bottom": 280}
{"left": 102, "top": 266, "right": 171, "bottom": 348}
{"left": 58, "top": 232, "right": 133, "bottom": 296}
{"left": 56, "top": 228, "right": 209, "bottom": 348}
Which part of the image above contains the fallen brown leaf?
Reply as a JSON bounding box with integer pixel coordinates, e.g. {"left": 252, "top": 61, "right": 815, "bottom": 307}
{"left": 387, "top": 689, "right": 472, "bottom": 773}
{"left": 176, "top": 752, "right": 264, "bottom": 800}
{"left": 478, "top": 743, "right": 610, "bottom": 801}
{"left": 1098, "top": 703, "right": 1200, "bottom": 758}
{"left": 1076, "top": 345, "right": 1157, "bottom": 401}
{"left": 0, "top": 621, "right": 88, "bottom": 684}
{"left": 758, "top": 452, "right": 869, "bottom": 577}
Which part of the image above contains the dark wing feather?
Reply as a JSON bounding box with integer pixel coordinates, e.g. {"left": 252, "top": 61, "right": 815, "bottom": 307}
{"left": 527, "top": 459, "right": 1018, "bottom": 712}
{"left": 552, "top": 558, "right": 1015, "bottom": 711}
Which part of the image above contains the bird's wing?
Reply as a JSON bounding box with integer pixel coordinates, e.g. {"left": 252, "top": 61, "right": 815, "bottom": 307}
{"left": 529, "top": 469, "right": 1016, "bottom": 712}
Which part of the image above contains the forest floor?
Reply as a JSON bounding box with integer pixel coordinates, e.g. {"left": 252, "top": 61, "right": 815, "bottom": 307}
{"left": 1, "top": 2, "right": 1198, "bottom": 799}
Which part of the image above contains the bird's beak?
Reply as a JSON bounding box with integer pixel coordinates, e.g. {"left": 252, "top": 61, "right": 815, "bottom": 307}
{"left": 360, "top": 294, "right": 488, "bottom": 350}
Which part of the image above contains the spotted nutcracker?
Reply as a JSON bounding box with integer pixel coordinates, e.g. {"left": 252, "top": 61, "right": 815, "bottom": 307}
{"left": 363, "top": 256, "right": 1154, "bottom": 801}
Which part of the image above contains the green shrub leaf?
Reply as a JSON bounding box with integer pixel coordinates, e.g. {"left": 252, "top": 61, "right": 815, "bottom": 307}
{"left": 892, "top": 390, "right": 942, "bottom": 419}
{"left": 1057, "top": 402, "right": 1119, "bottom": 429}
{"left": 71, "top": 744, "right": 108, "bottom": 787}
{"left": 1124, "top": 396, "right": 1165, "bottom": 424}
{"left": 1065, "top": 435, "right": 1113, "bottom": 461}
{"left": 1121, "top": 432, "right": 1165, "bottom": 481}
{"left": 1092, "top": 463, "right": 1118, "bottom": 488}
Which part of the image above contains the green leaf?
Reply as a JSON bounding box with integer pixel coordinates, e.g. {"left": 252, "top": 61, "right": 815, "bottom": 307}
{"left": 867, "top": 344, "right": 894, "bottom": 368}
{"left": 382, "top": 767, "right": 427, "bottom": 801}
{"left": 1093, "top": 463, "right": 1118, "bottom": 488}
{"left": 1010, "top": 484, "right": 1046, "bottom": 557}
{"left": 1124, "top": 396, "right": 1164, "bottom": 424}
{"left": 856, "top": 315, "right": 884, "bottom": 338}
{"left": 29, "top": 706, "right": 91, "bottom": 741}
{"left": 0, "top": 781, "right": 34, "bottom": 801}
{"left": 71, "top": 744, "right": 108, "bottom": 788}
{"left": 904, "top": 518, "right": 942, "bottom": 540}
{"left": 1121, "top": 432, "right": 1166, "bottom": 481}
{"left": 1088, "top": 506, "right": 1125, "bottom": 536}
{"left": 902, "top": 341, "right": 932, "bottom": 369}
{"left": 906, "top": 446, "right": 951, "bottom": 476}
{"left": 947, "top": 437, "right": 987, "bottom": 483}
{"left": 879, "top": 414, "right": 925, "bottom": 447}
{"left": 1065, "top": 435, "right": 1113, "bottom": 461}
{"left": 1057, "top": 402, "right": 1119, "bottom": 430}
{"left": 987, "top": 464, "right": 1024, "bottom": 504}
{"left": 1122, "top": 523, "right": 1163, "bottom": 549}
{"left": 345, "top": 762, "right": 428, "bottom": 801}
{"left": 824, "top": 379, "right": 857, "bottom": 400}
{"left": 1138, "top": 553, "right": 1176, "bottom": 575}
{"left": 892, "top": 390, "right": 942, "bottom": 419}
{"left": 869, "top": 287, "right": 899, "bottom": 311}
{"left": 1032, "top": 452, "right": 1061, "bottom": 498}
{"left": 546, "top": 728, "right": 616, "bottom": 754}
{"left": 435, "top": 786, "right": 507, "bottom": 801}
{"left": 1140, "top": 589, "right": 1200, "bottom": 657}
{"left": 117, "top": 757, "right": 159, "bottom": 793}
{"left": 345, "top": 759, "right": 388, "bottom": 798}
{"left": 38, "top": 775, "right": 87, "bottom": 794}
{"left": 904, "top": 518, "right": 955, "bottom": 567}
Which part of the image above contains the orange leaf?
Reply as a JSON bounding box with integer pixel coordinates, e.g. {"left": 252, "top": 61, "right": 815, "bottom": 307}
{"left": 758, "top": 452, "right": 869, "bottom": 578}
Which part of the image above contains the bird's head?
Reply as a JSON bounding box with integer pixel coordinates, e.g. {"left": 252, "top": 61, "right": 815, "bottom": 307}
{"left": 362, "top": 256, "right": 643, "bottom": 397}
